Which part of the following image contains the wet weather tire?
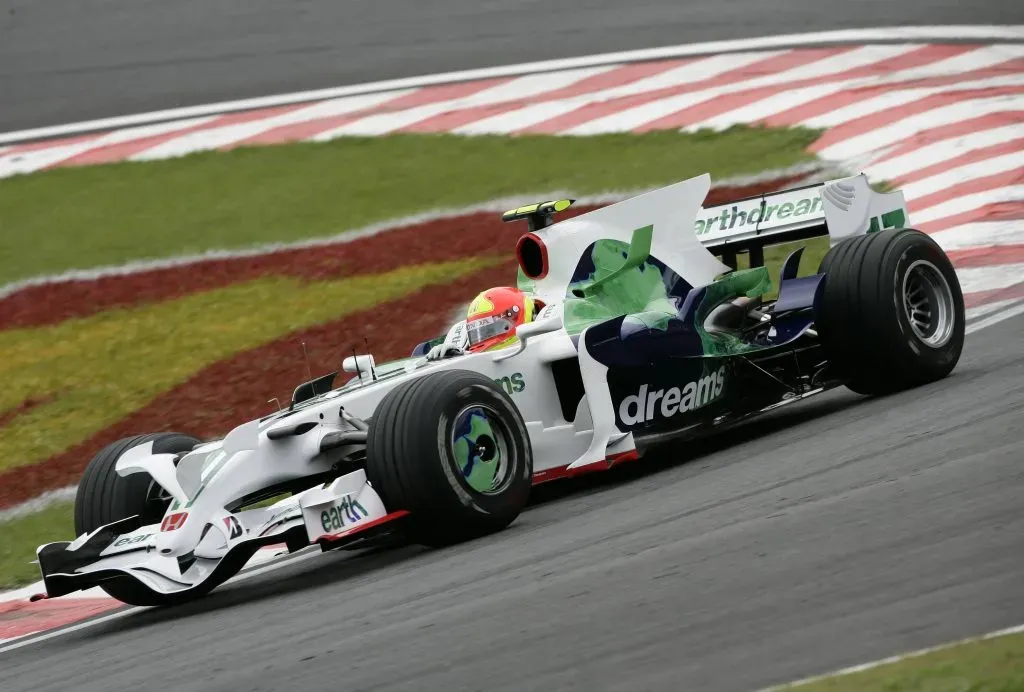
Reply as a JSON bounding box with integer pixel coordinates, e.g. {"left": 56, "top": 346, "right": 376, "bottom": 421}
{"left": 74, "top": 432, "right": 201, "bottom": 606}
{"left": 366, "top": 369, "right": 532, "bottom": 547}
{"left": 816, "top": 228, "right": 965, "bottom": 395}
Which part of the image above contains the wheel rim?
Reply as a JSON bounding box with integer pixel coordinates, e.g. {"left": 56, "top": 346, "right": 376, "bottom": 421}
{"left": 902, "top": 259, "right": 955, "bottom": 348}
{"left": 451, "top": 405, "right": 513, "bottom": 495}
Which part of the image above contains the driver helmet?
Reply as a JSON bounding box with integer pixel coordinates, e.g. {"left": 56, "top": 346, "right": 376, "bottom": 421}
{"left": 465, "top": 286, "right": 541, "bottom": 352}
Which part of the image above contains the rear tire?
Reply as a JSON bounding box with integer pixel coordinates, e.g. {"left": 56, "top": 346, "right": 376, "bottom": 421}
{"left": 74, "top": 432, "right": 201, "bottom": 606}
{"left": 366, "top": 370, "right": 532, "bottom": 546}
{"left": 816, "top": 228, "right": 965, "bottom": 395}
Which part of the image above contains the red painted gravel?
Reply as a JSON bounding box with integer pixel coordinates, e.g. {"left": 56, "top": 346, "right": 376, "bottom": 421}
{"left": 0, "top": 177, "right": 802, "bottom": 508}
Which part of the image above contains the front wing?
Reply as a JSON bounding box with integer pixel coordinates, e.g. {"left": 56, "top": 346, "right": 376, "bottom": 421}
{"left": 34, "top": 470, "right": 409, "bottom": 601}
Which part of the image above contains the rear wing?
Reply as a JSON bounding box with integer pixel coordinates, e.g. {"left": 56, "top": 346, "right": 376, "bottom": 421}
{"left": 696, "top": 174, "right": 909, "bottom": 267}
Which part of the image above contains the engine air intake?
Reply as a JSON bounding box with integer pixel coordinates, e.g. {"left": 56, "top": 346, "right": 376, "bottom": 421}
{"left": 516, "top": 233, "right": 548, "bottom": 280}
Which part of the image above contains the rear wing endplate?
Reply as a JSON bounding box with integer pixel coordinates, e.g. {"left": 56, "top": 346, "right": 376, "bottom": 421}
{"left": 696, "top": 174, "right": 909, "bottom": 266}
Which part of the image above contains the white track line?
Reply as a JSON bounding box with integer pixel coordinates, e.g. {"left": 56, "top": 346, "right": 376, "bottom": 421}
{"left": 802, "top": 77, "right": 1024, "bottom": 134}
{"left": 0, "top": 118, "right": 219, "bottom": 177}
{"left": 0, "top": 583, "right": 110, "bottom": 605}
{"left": 932, "top": 221, "right": 1024, "bottom": 251}
{"left": 816, "top": 88, "right": 1024, "bottom": 160}
{"left": 797, "top": 44, "right": 1024, "bottom": 128}
{"left": 466, "top": 43, "right": 1024, "bottom": 137}
{"left": 2, "top": 25, "right": 1022, "bottom": 146}
{"left": 572, "top": 50, "right": 784, "bottom": 99}
{"left": 0, "top": 163, "right": 826, "bottom": 300}
{"left": 966, "top": 296, "right": 1024, "bottom": 321}
{"left": 766, "top": 623, "right": 1024, "bottom": 690}
{"left": 0, "top": 548, "right": 324, "bottom": 654}
{"left": 577, "top": 44, "right": 1024, "bottom": 136}
{"left": 967, "top": 300, "right": 1024, "bottom": 333}
{"left": 131, "top": 91, "right": 413, "bottom": 160}
{"left": 862, "top": 125, "right": 1024, "bottom": 181}
{"left": 0, "top": 486, "right": 78, "bottom": 523}
{"left": 956, "top": 262, "right": 1024, "bottom": 294}
{"left": 8, "top": 41, "right": 1006, "bottom": 166}
{"left": 452, "top": 100, "right": 584, "bottom": 135}
{"left": 0, "top": 143, "right": 91, "bottom": 177}
{"left": 453, "top": 50, "right": 786, "bottom": 135}
{"left": 573, "top": 46, "right": 1024, "bottom": 136}
{"left": 312, "top": 66, "right": 618, "bottom": 137}
{"left": 914, "top": 185, "right": 1024, "bottom": 224}
{"left": 0, "top": 197, "right": 549, "bottom": 300}
{"left": 564, "top": 48, "right": 892, "bottom": 135}
{"left": 0, "top": 580, "right": 115, "bottom": 605}
{"left": 901, "top": 150, "right": 1024, "bottom": 201}
{"left": 683, "top": 43, "right": 999, "bottom": 131}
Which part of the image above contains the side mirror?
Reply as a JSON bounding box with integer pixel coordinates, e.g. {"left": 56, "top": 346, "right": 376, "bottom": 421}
{"left": 343, "top": 354, "right": 376, "bottom": 376}
{"left": 291, "top": 371, "right": 338, "bottom": 408}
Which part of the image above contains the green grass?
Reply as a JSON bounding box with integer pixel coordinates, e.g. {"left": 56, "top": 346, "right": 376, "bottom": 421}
{"left": 0, "top": 126, "right": 824, "bottom": 589}
{"left": 723, "top": 236, "right": 830, "bottom": 298}
{"left": 0, "top": 257, "right": 496, "bottom": 474}
{"left": 0, "top": 501, "right": 74, "bottom": 588}
{"left": 0, "top": 128, "right": 820, "bottom": 285}
{"left": 778, "top": 631, "right": 1024, "bottom": 691}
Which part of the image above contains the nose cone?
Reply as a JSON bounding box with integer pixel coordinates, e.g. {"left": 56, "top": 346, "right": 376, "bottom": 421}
{"left": 155, "top": 512, "right": 198, "bottom": 557}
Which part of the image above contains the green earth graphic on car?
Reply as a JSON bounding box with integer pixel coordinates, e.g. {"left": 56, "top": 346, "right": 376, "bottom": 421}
{"left": 453, "top": 408, "right": 504, "bottom": 493}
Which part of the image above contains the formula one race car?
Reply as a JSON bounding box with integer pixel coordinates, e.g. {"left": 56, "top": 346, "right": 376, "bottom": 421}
{"left": 33, "top": 172, "right": 965, "bottom": 607}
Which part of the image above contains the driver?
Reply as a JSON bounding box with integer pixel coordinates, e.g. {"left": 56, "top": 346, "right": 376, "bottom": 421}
{"left": 427, "top": 286, "right": 543, "bottom": 360}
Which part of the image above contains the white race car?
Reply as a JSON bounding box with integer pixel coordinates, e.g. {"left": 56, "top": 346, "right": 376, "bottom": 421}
{"left": 33, "top": 172, "right": 964, "bottom": 607}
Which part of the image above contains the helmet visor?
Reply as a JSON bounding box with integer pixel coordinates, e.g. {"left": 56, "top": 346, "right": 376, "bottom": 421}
{"left": 466, "top": 315, "right": 515, "bottom": 348}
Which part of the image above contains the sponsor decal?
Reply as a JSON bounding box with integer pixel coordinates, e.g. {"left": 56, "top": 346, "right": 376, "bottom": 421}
{"left": 160, "top": 511, "right": 189, "bottom": 532}
{"left": 618, "top": 366, "right": 726, "bottom": 426}
{"left": 223, "top": 515, "right": 244, "bottom": 539}
{"left": 695, "top": 193, "right": 823, "bottom": 238}
{"left": 320, "top": 496, "right": 368, "bottom": 533}
{"left": 868, "top": 208, "right": 907, "bottom": 233}
{"left": 494, "top": 372, "right": 525, "bottom": 395}
{"left": 113, "top": 532, "right": 153, "bottom": 548}
{"left": 696, "top": 191, "right": 908, "bottom": 241}
{"left": 450, "top": 321, "right": 466, "bottom": 346}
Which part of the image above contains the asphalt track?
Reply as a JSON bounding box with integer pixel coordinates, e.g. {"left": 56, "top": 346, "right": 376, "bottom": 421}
{"left": 1, "top": 312, "right": 1022, "bottom": 690}
{"left": 3, "top": 4, "right": 1024, "bottom": 689}
{"left": 2, "top": 0, "right": 1024, "bottom": 131}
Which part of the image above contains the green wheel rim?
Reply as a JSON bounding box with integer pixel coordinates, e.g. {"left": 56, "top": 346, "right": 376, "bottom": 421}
{"left": 451, "top": 405, "right": 513, "bottom": 495}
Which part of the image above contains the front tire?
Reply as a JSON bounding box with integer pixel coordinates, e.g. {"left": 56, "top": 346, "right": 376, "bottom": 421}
{"left": 366, "top": 369, "right": 532, "bottom": 546}
{"left": 816, "top": 228, "right": 965, "bottom": 395}
{"left": 74, "top": 432, "right": 201, "bottom": 606}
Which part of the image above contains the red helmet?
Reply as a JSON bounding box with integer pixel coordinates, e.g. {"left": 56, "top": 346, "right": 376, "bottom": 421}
{"left": 465, "top": 287, "right": 539, "bottom": 353}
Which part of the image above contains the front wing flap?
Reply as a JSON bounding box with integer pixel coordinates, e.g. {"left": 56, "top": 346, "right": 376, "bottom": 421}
{"left": 33, "top": 470, "right": 406, "bottom": 601}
